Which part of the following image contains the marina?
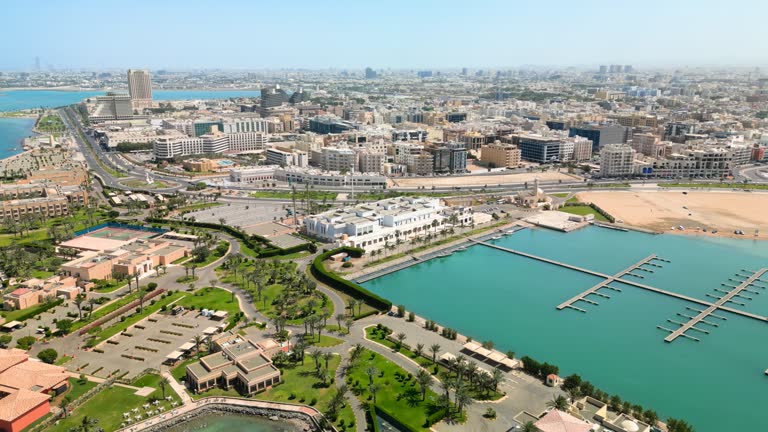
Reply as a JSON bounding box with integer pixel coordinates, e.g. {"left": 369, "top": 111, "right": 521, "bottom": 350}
{"left": 363, "top": 226, "right": 768, "bottom": 432}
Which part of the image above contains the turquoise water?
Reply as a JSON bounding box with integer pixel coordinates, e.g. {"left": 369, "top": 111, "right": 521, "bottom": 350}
{"left": 0, "top": 117, "right": 36, "bottom": 158}
{"left": 0, "top": 89, "right": 261, "bottom": 112}
{"left": 363, "top": 227, "right": 768, "bottom": 432}
{"left": 164, "top": 413, "right": 301, "bottom": 432}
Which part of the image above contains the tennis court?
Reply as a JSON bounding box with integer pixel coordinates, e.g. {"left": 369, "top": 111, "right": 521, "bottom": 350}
{"left": 85, "top": 225, "right": 158, "bottom": 241}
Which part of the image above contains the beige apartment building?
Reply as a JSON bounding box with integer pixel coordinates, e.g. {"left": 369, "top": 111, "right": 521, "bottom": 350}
{"left": 481, "top": 142, "right": 522, "bottom": 168}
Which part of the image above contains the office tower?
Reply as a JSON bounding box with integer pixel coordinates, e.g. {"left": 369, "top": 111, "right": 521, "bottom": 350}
{"left": 365, "top": 67, "right": 377, "bottom": 79}
{"left": 417, "top": 70, "right": 433, "bottom": 78}
{"left": 624, "top": 65, "right": 633, "bottom": 73}
{"left": 91, "top": 93, "right": 133, "bottom": 121}
{"left": 568, "top": 124, "right": 629, "bottom": 150}
{"left": 288, "top": 88, "right": 309, "bottom": 104}
{"left": 599, "top": 65, "right": 608, "bottom": 74}
{"left": 260, "top": 85, "right": 288, "bottom": 108}
{"left": 461, "top": 67, "right": 468, "bottom": 76}
{"left": 127, "top": 69, "right": 152, "bottom": 110}
{"left": 34, "top": 56, "right": 40, "bottom": 71}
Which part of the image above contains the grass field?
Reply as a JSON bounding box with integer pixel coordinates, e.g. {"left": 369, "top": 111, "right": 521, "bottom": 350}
{"left": 302, "top": 334, "right": 344, "bottom": 347}
{"left": 188, "top": 241, "right": 228, "bottom": 267}
{"left": 257, "top": 355, "right": 355, "bottom": 429}
{"left": 49, "top": 374, "right": 179, "bottom": 432}
{"left": 176, "top": 287, "right": 242, "bottom": 326}
{"left": 347, "top": 348, "right": 440, "bottom": 431}
{"left": 559, "top": 205, "right": 609, "bottom": 221}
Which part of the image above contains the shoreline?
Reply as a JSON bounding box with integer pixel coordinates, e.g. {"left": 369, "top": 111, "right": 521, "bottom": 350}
{"left": 0, "top": 86, "right": 262, "bottom": 92}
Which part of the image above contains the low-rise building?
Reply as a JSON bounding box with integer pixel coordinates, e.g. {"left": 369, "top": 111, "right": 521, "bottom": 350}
{"left": 185, "top": 334, "right": 282, "bottom": 395}
{"left": 481, "top": 142, "right": 522, "bottom": 168}
{"left": 304, "top": 196, "right": 470, "bottom": 250}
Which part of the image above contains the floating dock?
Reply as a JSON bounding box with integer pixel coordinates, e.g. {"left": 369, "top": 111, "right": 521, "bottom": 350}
{"left": 664, "top": 269, "right": 768, "bottom": 343}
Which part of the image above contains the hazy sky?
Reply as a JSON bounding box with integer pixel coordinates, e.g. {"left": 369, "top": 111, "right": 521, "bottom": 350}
{"left": 2, "top": 0, "right": 767, "bottom": 70}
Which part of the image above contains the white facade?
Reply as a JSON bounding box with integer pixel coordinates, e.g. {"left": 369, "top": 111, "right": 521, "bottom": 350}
{"left": 600, "top": 144, "right": 636, "bottom": 177}
{"left": 275, "top": 168, "right": 386, "bottom": 189}
{"left": 229, "top": 166, "right": 277, "bottom": 183}
{"left": 222, "top": 117, "right": 269, "bottom": 134}
{"left": 304, "top": 197, "right": 469, "bottom": 250}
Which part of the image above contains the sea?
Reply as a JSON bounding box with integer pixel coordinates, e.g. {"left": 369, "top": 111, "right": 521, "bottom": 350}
{"left": 362, "top": 226, "right": 768, "bottom": 432}
{"left": 0, "top": 117, "right": 36, "bottom": 159}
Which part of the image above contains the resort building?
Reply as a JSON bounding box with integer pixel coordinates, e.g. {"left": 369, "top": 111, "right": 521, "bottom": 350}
{"left": 0, "top": 348, "right": 69, "bottom": 432}
{"left": 3, "top": 276, "right": 81, "bottom": 311}
{"left": 60, "top": 238, "right": 188, "bottom": 282}
{"left": 185, "top": 333, "right": 282, "bottom": 395}
{"left": 534, "top": 409, "right": 592, "bottom": 432}
{"left": 0, "top": 183, "right": 89, "bottom": 221}
{"left": 303, "top": 197, "right": 471, "bottom": 250}
{"left": 152, "top": 129, "right": 268, "bottom": 159}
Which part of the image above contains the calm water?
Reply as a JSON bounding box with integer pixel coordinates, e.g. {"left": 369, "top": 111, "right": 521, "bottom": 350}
{"left": 363, "top": 227, "right": 768, "bottom": 432}
{"left": 0, "top": 89, "right": 261, "bottom": 112}
{"left": 0, "top": 117, "right": 35, "bottom": 158}
{"left": 164, "top": 413, "right": 301, "bottom": 432}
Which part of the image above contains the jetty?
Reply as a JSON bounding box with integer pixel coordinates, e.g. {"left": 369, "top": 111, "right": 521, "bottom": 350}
{"left": 468, "top": 239, "right": 768, "bottom": 327}
{"left": 664, "top": 269, "right": 767, "bottom": 343}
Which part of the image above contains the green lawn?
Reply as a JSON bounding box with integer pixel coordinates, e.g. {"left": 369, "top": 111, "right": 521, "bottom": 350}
{"left": 53, "top": 377, "right": 97, "bottom": 405}
{"left": 659, "top": 182, "right": 768, "bottom": 190}
{"left": 257, "top": 355, "right": 355, "bottom": 429}
{"left": 48, "top": 374, "right": 181, "bottom": 432}
{"left": 70, "top": 290, "right": 144, "bottom": 332}
{"left": 302, "top": 334, "right": 344, "bottom": 348}
{"left": 347, "top": 349, "right": 440, "bottom": 431}
{"left": 188, "top": 241, "right": 228, "bottom": 267}
{"left": 1, "top": 300, "right": 60, "bottom": 322}
{"left": 55, "top": 355, "right": 73, "bottom": 366}
{"left": 559, "top": 205, "right": 608, "bottom": 222}
{"left": 274, "top": 250, "right": 312, "bottom": 260}
{"left": 171, "top": 357, "right": 198, "bottom": 382}
{"left": 176, "top": 287, "right": 242, "bottom": 326}
{"left": 365, "top": 327, "right": 503, "bottom": 401}
{"left": 250, "top": 190, "right": 338, "bottom": 200}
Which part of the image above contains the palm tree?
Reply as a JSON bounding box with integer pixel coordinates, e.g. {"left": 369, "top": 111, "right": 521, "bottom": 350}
{"left": 369, "top": 382, "right": 381, "bottom": 403}
{"left": 454, "top": 385, "right": 472, "bottom": 412}
{"left": 159, "top": 377, "right": 169, "bottom": 399}
{"left": 491, "top": 368, "right": 504, "bottom": 393}
{"left": 395, "top": 332, "right": 406, "bottom": 350}
{"left": 566, "top": 387, "right": 582, "bottom": 403}
{"left": 521, "top": 421, "right": 539, "bottom": 432}
{"left": 74, "top": 293, "right": 85, "bottom": 320}
{"left": 60, "top": 395, "right": 72, "bottom": 418}
{"left": 322, "top": 352, "right": 333, "bottom": 370}
{"left": 365, "top": 366, "right": 379, "bottom": 386}
{"left": 193, "top": 335, "right": 202, "bottom": 357}
{"left": 348, "top": 299, "right": 358, "bottom": 317}
{"left": 349, "top": 343, "right": 364, "bottom": 364}
{"left": 547, "top": 394, "right": 569, "bottom": 411}
{"left": 138, "top": 289, "right": 147, "bottom": 313}
{"left": 87, "top": 297, "right": 96, "bottom": 319}
{"left": 318, "top": 368, "right": 331, "bottom": 386}
{"left": 310, "top": 349, "right": 323, "bottom": 372}
{"left": 415, "top": 343, "right": 424, "bottom": 358}
{"left": 430, "top": 343, "right": 441, "bottom": 364}
{"left": 335, "top": 313, "right": 345, "bottom": 331}
{"left": 416, "top": 369, "right": 433, "bottom": 400}
{"left": 72, "top": 415, "right": 99, "bottom": 432}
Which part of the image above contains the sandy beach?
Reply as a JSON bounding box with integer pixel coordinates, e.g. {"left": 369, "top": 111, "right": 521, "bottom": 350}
{"left": 577, "top": 190, "right": 768, "bottom": 239}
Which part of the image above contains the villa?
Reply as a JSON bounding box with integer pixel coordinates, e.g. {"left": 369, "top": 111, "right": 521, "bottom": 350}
{"left": 303, "top": 196, "right": 472, "bottom": 250}
{"left": 0, "top": 349, "right": 69, "bottom": 432}
{"left": 185, "top": 333, "right": 283, "bottom": 396}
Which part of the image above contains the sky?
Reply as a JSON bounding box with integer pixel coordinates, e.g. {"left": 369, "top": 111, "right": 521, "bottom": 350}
{"left": 2, "top": 0, "right": 767, "bottom": 70}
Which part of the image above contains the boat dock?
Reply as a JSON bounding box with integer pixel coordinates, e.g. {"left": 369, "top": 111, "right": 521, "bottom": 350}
{"left": 555, "top": 255, "right": 657, "bottom": 310}
{"left": 469, "top": 239, "right": 768, "bottom": 327}
{"left": 664, "top": 269, "right": 768, "bottom": 343}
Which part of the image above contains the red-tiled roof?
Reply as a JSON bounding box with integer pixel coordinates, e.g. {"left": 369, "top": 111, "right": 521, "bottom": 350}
{"left": 0, "top": 389, "right": 49, "bottom": 422}
{"left": 535, "top": 409, "right": 592, "bottom": 432}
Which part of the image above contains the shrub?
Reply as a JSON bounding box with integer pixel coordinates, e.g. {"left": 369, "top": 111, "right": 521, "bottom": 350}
{"left": 310, "top": 248, "right": 391, "bottom": 311}
{"left": 38, "top": 348, "right": 58, "bottom": 364}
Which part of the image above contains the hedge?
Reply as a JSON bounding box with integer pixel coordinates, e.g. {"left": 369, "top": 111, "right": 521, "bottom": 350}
{"left": 424, "top": 408, "right": 448, "bottom": 427}
{"left": 366, "top": 404, "right": 381, "bottom": 432}
{"left": 373, "top": 404, "right": 420, "bottom": 432}
{"left": 11, "top": 299, "right": 64, "bottom": 322}
{"left": 311, "top": 247, "right": 391, "bottom": 311}
{"left": 146, "top": 217, "right": 312, "bottom": 258}
{"left": 354, "top": 309, "right": 380, "bottom": 321}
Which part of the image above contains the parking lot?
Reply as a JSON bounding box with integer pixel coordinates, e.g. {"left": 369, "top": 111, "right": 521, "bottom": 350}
{"left": 72, "top": 312, "right": 223, "bottom": 380}
{"left": 184, "top": 203, "right": 290, "bottom": 231}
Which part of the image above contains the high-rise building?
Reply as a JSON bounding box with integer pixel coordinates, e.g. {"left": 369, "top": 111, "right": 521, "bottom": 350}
{"left": 127, "top": 69, "right": 152, "bottom": 111}
{"left": 461, "top": 67, "right": 468, "bottom": 76}
{"left": 518, "top": 135, "right": 563, "bottom": 163}
{"left": 321, "top": 147, "right": 357, "bottom": 173}
{"left": 598, "top": 65, "right": 608, "bottom": 74}
{"left": 260, "top": 85, "right": 288, "bottom": 108}
{"left": 90, "top": 93, "right": 133, "bottom": 121}
{"left": 364, "top": 67, "right": 377, "bottom": 79}
{"left": 417, "top": 70, "right": 433, "bottom": 78}
{"left": 288, "top": 88, "right": 309, "bottom": 104}
{"left": 600, "top": 144, "right": 636, "bottom": 177}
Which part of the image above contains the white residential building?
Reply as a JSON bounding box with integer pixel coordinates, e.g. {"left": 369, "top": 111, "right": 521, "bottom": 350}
{"left": 321, "top": 147, "right": 357, "bottom": 173}
{"left": 600, "top": 144, "right": 636, "bottom": 177}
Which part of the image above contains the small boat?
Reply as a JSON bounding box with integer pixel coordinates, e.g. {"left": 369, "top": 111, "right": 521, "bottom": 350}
{"left": 455, "top": 246, "right": 467, "bottom": 252}
{"left": 491, "top": 235, "right": 502, "bottom": 240}
{"left": 765, "top": 369, "right": 768, "bottom": 376}
{"left": 437, "top": 252, "right": 452, "bottom": 258}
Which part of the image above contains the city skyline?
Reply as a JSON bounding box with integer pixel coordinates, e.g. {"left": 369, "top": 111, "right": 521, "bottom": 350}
{"left": 2, "top": 0, "right": 767, "bottom": 70}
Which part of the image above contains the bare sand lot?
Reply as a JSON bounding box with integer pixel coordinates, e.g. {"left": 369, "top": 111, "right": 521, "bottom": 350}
{"left": 391, "top": 170, "right": 577, "bottom": 188}
{"left": 577, "top": 190, "right": 768, "bottom": 239}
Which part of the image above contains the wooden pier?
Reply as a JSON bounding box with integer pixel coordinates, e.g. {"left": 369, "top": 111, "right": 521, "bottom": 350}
{"left": 664, "top": 269, "right": 768, "bottom": 343}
